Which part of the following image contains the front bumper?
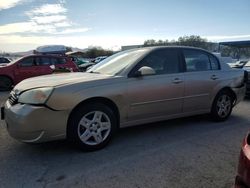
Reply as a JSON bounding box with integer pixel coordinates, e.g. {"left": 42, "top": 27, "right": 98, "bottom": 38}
{"left": 3, "top": 100, "right": 69, "bottom": 143}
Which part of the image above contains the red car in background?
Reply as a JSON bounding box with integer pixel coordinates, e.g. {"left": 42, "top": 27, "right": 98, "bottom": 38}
{"left": 235, "top": 132, "right": 250, "bottom": 188}
{"left": 0, "top": 54, "right": 79, "bottom": 91}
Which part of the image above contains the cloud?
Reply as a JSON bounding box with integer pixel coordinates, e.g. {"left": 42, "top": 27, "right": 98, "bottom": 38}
{"left": 0, "top": 22, "right": 90, "bottom": 35}
{"left": 54, "top": 28, "right": 91, "bottom": 34}
{"left": 31, "top": 15, "right": 67, "bottom": 24}
{"left": 0, "top": 0, "right": 25, "bottom": 10}
{"left": 0, "top": 3, "right": 90, "bottom": 35}
{"left": 53, "top": 21, "right": 71, "bottom": 27}
{"left": 0, "top": 22, "right": 56, "bottom": 34}
{"left": 25, "top": 4, "right": 67, "bottom": 16}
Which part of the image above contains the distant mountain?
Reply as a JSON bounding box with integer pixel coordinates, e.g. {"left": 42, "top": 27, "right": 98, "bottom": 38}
{"left": 12, "top": 50, "right": 34, "bottom": 56}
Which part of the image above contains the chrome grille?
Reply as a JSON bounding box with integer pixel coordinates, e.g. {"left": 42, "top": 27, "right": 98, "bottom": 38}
{"left": 8, "top": 91, "right": 19, "bottom": 106}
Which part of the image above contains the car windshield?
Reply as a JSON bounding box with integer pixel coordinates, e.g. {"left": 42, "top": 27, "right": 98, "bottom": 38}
{"left": 244, "top": 61, "right": 250, "bottom": 67}
{"left": 7, "top": 57, "right": 23, "bottom": 65}
{"left": 87, "top": 49, "right": 149, "bottom": 76}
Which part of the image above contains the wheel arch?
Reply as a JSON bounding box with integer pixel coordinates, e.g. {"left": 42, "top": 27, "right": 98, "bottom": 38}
{"left": 0, "top": 74, "right": 14, "bottom": 83}
{"left": 213, "top": 87, "right": 237, "bottom": 106}
{"left": 0, "top": 74, "right": 14, "bottom": 90}
{"left": 67, "top": 97, "right": 120, "bottom": 132}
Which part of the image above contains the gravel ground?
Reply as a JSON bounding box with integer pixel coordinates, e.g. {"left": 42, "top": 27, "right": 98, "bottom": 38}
{"left": 0, "top": 92, "right": 250, "bottom": 188}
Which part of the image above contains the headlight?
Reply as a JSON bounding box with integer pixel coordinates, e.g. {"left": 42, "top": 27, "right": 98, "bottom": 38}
{"left": 18, "top": 87, "right": 53, "bottom": 105}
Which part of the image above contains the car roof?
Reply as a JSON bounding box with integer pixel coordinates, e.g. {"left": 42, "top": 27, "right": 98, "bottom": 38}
{"left": 140, "top": 45, "right": 211, "bottom": 52}
{"left": 22, "top": 54, "right": 67, "bottom": 58}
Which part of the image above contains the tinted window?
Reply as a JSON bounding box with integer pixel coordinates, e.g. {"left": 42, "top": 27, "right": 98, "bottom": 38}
{"left": 50, "top": 58, "right": 58, "bottom": 65}
{"left": 136, "top": 49, "right": 180, "bottom": 75}
{"left": 57, "top": 58, "right": 66, "bottom": 64}
{"left": 37, "top": 57, "right": 51, "bottom": 65}
{"left": 209, "top": 55, "right": 220, "bottom": 70}
{"left": 20, "top": 58, "right": 35, "bottom": 67}
{"left": 49, "top": 57, "right": 66, "bottom": 65}
{"left": 183, "top": 50, "right": 210, "bottom": 72}
{"left": 0, "top": 58, "right": 9, "bottom": 63}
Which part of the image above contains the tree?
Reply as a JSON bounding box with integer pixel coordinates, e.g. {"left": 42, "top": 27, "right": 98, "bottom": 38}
{"left": 177, "top": 35, "right": 208, "bottom": 49}
{"left": 143, "top": 35, "right": 210, "bottom": 50}
{"left": 144, "top": 39, "right": 157, "bottom": 46}
{"left": 66, "top": 47, "right": 72, "bottom": 52}
{"left": 83, "top": 47, "right": 114, "bottom": 58}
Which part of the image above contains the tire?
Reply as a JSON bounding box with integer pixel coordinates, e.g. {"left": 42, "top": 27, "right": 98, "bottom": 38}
{"left": 0, "top": 76, "right": 13, "bottom": 91}
{"left": 211, "top": 90, "right": 233, "bottom": 121}
{"left": 67, "top": 103, "right": 117, "bottom": 151}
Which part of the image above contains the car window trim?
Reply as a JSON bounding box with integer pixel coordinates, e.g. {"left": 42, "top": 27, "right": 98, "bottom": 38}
{"left": 208, "top": 54, "right": 221, "bottom": 70}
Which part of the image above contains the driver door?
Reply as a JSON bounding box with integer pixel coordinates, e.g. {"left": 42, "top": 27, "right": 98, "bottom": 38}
{"left": 126, "top": 48, "right": 185, "bottom": 122}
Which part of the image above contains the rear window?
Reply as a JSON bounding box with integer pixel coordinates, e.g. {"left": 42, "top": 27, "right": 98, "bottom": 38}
{"left": 209, "top": 55, "right": 220, "bottom": 70}
{"left": 36, "top": 57, "right": 51, "bottom": 65}
{"left": 50, "top": 57, "right": 66, "bottom": 65}
{"left": 183, "top": 50, "right": 211, "bottom": 72}
{"left": 57, "top": 58, "right": 66, "bottom": 64}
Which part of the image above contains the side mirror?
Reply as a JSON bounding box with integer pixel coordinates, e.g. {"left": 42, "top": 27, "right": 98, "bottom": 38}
{"left": 134, "top": 66, "right": 156, "bottom": 77}
{"left": 50, "top": 65, "right": 55, "bottom": 70}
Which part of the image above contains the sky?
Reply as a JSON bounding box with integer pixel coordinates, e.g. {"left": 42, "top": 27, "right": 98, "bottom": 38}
{"left": 0, "top": 0, "right": 250, "bottom": 52}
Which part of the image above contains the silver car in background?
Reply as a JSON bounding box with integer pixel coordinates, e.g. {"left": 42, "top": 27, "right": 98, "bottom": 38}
{"left": 2, "top": 46, "right": 246, "bottom": 151}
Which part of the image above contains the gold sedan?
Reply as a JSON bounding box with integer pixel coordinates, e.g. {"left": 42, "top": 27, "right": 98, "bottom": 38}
{"left": 2, "top": 47, "right": 246, "bottom": 151}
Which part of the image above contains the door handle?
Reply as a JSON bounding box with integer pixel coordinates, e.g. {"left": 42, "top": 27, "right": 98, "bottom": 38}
{"left": 172, "top": 78, "right": 183, "bottom": 84}
{"left": 211, "top": 75, "right": 218, "bottom": 80}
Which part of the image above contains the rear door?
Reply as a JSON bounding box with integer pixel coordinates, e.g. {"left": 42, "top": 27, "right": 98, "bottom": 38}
{"left": 182, "top": 49, "right": 221, "bottom": 112}
{"left": 53, "top": 57, "right": 68, "bottom": 69}
{"left": 36, "top": 57, "right": 53, "bottom": 76}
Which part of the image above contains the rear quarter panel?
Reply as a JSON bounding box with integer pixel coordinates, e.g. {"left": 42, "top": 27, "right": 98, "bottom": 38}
{"left": 209, "top": 68, "right": 245, "bottom": 105}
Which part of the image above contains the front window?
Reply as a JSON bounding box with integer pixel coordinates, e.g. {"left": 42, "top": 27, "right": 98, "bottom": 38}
{"left": 134, "top": 49, "right": 180, "bottom": 75}
{"left": 19, "top": 57, "right": 35, "bottom": 67}
{"left": 87, "top": 49, "right": 149, "bottom": 75}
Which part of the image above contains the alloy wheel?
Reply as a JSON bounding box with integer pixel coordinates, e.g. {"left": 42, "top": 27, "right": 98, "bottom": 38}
{"left": 77, "top": 111, "right": 111, "bottom": 146}
{"left": 216, "top": 94, "right": 232, "bottom": 118}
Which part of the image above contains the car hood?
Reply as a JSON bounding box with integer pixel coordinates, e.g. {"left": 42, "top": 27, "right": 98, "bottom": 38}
{"left": 14, "top": 72, "right": 112, "bottom": 91}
